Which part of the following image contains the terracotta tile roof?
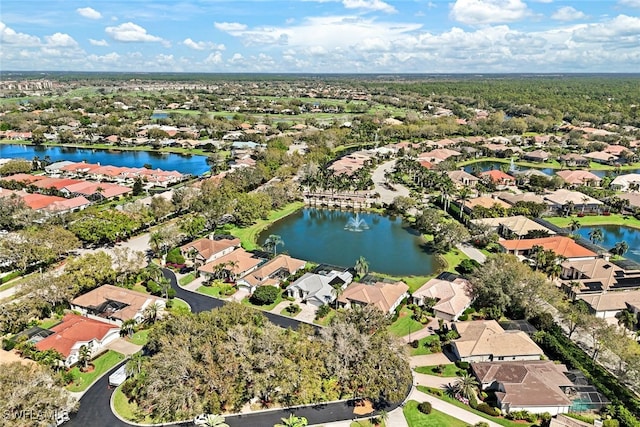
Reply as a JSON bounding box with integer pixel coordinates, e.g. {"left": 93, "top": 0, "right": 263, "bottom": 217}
{"left": 241, "top": 254, "right": 306, "bottom": 287}
{"left": 465, "top": 196, "right": 511, "bottom": 210}
{"left": 71, "top": 284, "right": 165, "bottom": 322}
{"left": 45, "top": 196, "right": 91, "bottom": 212}
{"left": 0, "top": 174, "right": 46, "bottom": 184}
{"left": 63, "top": 181, "right": 132, "bottom": 198}
{"left": 20, "top": 193, "right": 67, "bottom": 210}
{"left": 180, "top": 236, "right": 241, "bottom": 261}
{"left": 32, "top": 177, "right": 82, "bottom": 190}
{"left": 480, "top": 170, "right": 516, "bottom": 183}
{"left": 34, "top": 314, "right": 119, "bottom": 357}
{"left": 555, "top": 170, "right": 601, "bottom": 185}
{"left": 338, "top": 281, "right": 408, "bottom": 313}
{"left": 198, "top": 248, "right": 263, "bottom": 276}
{"left": 413, "top": 277, "right": 472, "bottom": 318}
{"left": 499, "top": 236, "right": 597, "bottom": 259}
{"left": 453, "top": 320, "right": 543, "bottom": 359}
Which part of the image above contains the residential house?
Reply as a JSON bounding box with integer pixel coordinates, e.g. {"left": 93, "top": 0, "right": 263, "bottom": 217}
{"left": 451, "top": 320, "right": 544, "bottom": 362}
{"left": 198, "top": 248, "right": 263, "bottom": 281}
{"left": 554, "top": 170, "right": 602, "bottom": 187}
{"left": 583, "top": 151, "right": 619, "bottom": 165}
{"left": 499, "top": 236, "right": 598, "bottom": 261}
{"left": 510, "top": 169, "right": 551, "bottom": 185}
{"left": 411, "top": 273, "right": 473, "bottom": 321}
{"left": 236, "top": 254, "right": 306, "bottom": 294}
{"left": 418, "top": 148, "right": 461, "bottom": 164}
{"left": 471, "top": 361, "right": 573, "bottom": 416}
{"left": 611, "top": 173, "right": 640, "bottom": 191}
{"left": 559, "top": 153, "right": 589, "bottom": 167}
{"left": 286, "top": 269, "right": 353, "bottom": 307}
{"left": 472, "top": 216, "right": 555, "bottom": 239}
{"left": 543, "top": 189, "right": 604, "bottom": 214}
{"left": 34, "top": 314, "right": 120, "bottom": 367}
{"left": 447, "top": 170, "right": 479, "bottom": 188}
{"left": 337, "top": 281, "right": 408, "bottom": 314}
{"left": 480, "top": 170, "right": 516, "bottom": 187}
{"left": 523, "top": 150, "right": 551, "bottom": 162}
{"left": 180, "top": 235, "right": 241, "bottom": 268}
{"left": 70, "top": 285, "right": 166, "bottom": 325}
{"left": 495, "top": 191, "right": 546, "bottom": 207}
{"left": 464, "top": 196, "right": 511, "bottom": 212}
{"left": 578, "top": 290, "right": 640, "bottom": 319}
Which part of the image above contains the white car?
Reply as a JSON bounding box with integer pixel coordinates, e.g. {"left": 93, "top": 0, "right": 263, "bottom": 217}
{"left": 193, "top": 414, "right": 211, "bottom": 426}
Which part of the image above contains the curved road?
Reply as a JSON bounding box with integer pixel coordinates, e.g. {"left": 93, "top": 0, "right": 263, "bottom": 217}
{"left": 68, "top": 269, "right": 400, "bottom": 427}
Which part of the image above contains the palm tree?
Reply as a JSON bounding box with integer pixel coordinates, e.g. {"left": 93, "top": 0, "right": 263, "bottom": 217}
{"left": 158, "top": 275, "right": 171, "bottom": 299}
{"left": 616, "top": 309, "right": 638, "bottom": 331}
{"left": 120, "top": 318, "right": 136, "bottom": 338}
{"left": 453, "top": 372, "right": 479, "bottom": 401}
{"left": 564, "top": 201, "right": 575, "bottom": 217}
{"left": 354, "top": 256, "right": 369, "bottom": 278}
{"left": 143, "top": 302, "right": 161, "bottom": 324}
{"left": 264, "top": 234, "right": 284, "bottom": 256}
{"left": 613, "top": 241, "right": 629, "bottom": 256}
{"left": 457, "top": 185, "right": 473, "bottom": 220}
{"left": 274, "top": 414, "right": 308, "bottom": 427}
{"left": 126, "top": 352, "right": 144, "bottom": 377}
{"left": 149, "top": 231, "right": 165, "bottom": 257}
{"left": 204, "top": 414, "right": 229, "bottom": 427}
{"left": 588, "top": 228, "right": 604, "bottom": 245}
{"left": 78, "top": 344, "right": 91, "bottom": 371}
{"left": 568, "top": 218, "right": 581, "bottom": 233}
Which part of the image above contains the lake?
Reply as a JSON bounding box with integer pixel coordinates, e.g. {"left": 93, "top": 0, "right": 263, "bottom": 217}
{"left": 463, "top": 161, "right": 555, "bottom": 176}
{"left": 258, "top": 208, "right": 437, "bottom": 276}
{"left": 0, "top": 144, "right": 210, "bottom": 175}
{"left": 576, "top": 225, "right": 640, "bottom": 263}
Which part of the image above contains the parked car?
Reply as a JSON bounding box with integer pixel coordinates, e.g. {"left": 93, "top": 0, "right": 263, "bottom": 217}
{"left": 193, "top": 414, "right": 211, "bottom": 426}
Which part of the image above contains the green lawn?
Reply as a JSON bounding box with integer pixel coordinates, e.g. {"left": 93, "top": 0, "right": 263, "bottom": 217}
{"left": 169, "top": 298, "right": 191, "bottom": 314}
{"left": 178, "top": 273, "right": 196, "bottom": 286}
{"left": 409, "top": 335, "right": 441, "bottom": 356}
{"left": 227, "top": 201, "right": 304, "bottom": 250}
{"left": 403, "top": 400, "right": 468, "bottom": 427}
{"left": 66, "top": 351, "right": 125, "bottom": 392}
{"left": 127, "top": 329, "right": 150, "bottom": 346}
{"left": 389, "top": 306, "right": 424, "bottom": 338}
{"left": 197, "top": 285, "right": 222, "bottom": 298}
{"left": 415, "top": 364, "right": 463, "bottom": 377}
{"left": 545, "top": 214, "right": 640, "bottom": 230}
{"left": 241, "top": 292, "right": 284, "bottom": 311}
{"left": 351, "top": 419, "right": 385, "bottom": 427}
{"left": 417, "top": 386, "right": 535, "bottom": 427}
{"left": 38, "top": 317, "right": 61, "bottom": 329}
{"left": 314, "top": 309, "right": 337, "bottom": 326}
{"left": 112, "top": 386, "right": 154, "bottom": 423}
{"left": 440, "top": 248, "right": 470, "bottom": 273}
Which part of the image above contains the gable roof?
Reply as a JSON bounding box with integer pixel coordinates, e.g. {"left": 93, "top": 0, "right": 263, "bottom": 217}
{"left": 338, "top": 281, "right": 408, "bottom": 313}
{"left": 465, "top": 196, "right": 511, "bottom": 210}
{"left": 413, "top": 277, "right": 472, "bottom": 318}
{"left": 181, "top": 236, "right": 241, "bottom": 260}
{"left": 71, "top": 284, "right": 165, "bottom": 322}
{"left": 198, "top": 248, "right": 263, "bottom": 276}
{"left": 480, "top": 170, "right": 516, "bottom": 183}
{"left": 34, "top": 314, "right": 118, "bottom": 357}
{"left": 499, "top": 236, "right": 597, "bottom": 259}
{"left": 543, "top": 189, "right": 603, "bottom": 206}
{"left": 453, "top": 320, "right": 543, "bottom": 359}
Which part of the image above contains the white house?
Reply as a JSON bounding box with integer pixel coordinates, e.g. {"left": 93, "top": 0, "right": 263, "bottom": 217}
{"left": 286, "top": 269, "right": 353, "bottom": 307}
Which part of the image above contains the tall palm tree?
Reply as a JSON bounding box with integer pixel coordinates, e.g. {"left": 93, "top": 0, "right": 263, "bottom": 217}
{"left": 457, "top": 185, "right": 473, "bottom": 219}
{"left": 568, "top": 218, "right": 581, "bottom": 233}
{"left": 158, "top": 276, "right": 171, "bottom": 299}
{"left": 120, "top": 318, "right": 136, "bottom": 338}
{"left": 149, "top": 231, "right": 165, "bottom": 257}
{"left": 613, "top": 241, "right": 629, "bottom": 256}
{"left": 78, "top": 345, "right": 91, "bottom": 371}
{"left": 354, "top": 256, "right": 369, "bottom": 278}
{"left": 274, "top": 414, "right": 308, "bottom": 427}
{"left": 143, "top": 302, "right": 161, "bottom": 324}
{"left": 204, "top": 414, "right": 229, "bottom": 427}
{"left": 588, "top": 228, "right": 604, "bottom": 245}
{"left": 264, "top": 234, "right": 284, "bottom": 256}
{"left": 453, "top": 372, "right": 479, "bottom": 401}
{"left": 616, "top": 309, "right": 638, "bottom": 331}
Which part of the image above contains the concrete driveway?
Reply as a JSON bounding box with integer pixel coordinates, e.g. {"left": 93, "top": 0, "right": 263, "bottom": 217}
{"left": 105, "top": 338, "right": 142, "bottom": 356}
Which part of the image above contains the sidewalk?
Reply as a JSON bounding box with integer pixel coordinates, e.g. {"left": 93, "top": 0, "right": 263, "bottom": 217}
{"left": 456, "top": 243, "right": 486, "bottom": 264}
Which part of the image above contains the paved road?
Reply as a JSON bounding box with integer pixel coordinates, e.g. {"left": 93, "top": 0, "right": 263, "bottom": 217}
{"left": 456, "top": 243, "right": 487, "bottom": 264}
{"left": 371, "top": 160, "right": 411, "bottom": 205}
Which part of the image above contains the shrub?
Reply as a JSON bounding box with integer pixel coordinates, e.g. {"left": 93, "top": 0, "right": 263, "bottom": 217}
{"left": 315, "top": 304, "right": 330, "bottom": 320}
{"left": 455, "top": 361, "right": 470, "bottom": 370}
{"left": 167, "top": 288, "right": 176, "bottom": 299}
{"left": 458, "top": 313, "right": 469, "bottom": 321}
{"left": 603, "top": 420, "right": 620, "bottom": 427}
{"left": 250, "top": 286, "right": 280, "bottom": 306}
{"left": 417, "top": 401, "right": 432, "bottom": 414}
{"left": 477, "top": 403, "right": 500, "bottom": 417}
{"left": 284, "top": 303, "right": 300, "bottom": 315}
{"left": 165, "top": 248, "right": 185, "bottom": 265}
{"left": 456, "top": 258, "right": 480, "bottom": 275}
{"left": 474, "top": 423, "right": 490, "bottom": 427}
{"left": 428, "top": 340, "right": 442, "bottom": 353}
{"left": 411, "top": 340, "right": 420, "bottom": 348}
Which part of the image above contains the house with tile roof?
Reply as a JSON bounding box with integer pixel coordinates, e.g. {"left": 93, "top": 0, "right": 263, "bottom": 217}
{"left": 471, "top": 361, "right": 573, "bottom": 415}
{"left": 411, "top": 273, "right": 473, "bottom": 321}
{"left": 447, "top": 170, "right": 479, "bottom": 188}
{"left": 452, "top": 320, "right": 544, "bottom": 362}
{"left": 418, "top": 148, "right": 461, "bottom": 164}
{"left": 611, "top": 173, "right": 640, "bottom": 191}
{"left": 555, "top": 170, "right": 601, "bottom": 187}
{"left": 237, "top": 254, "right": 306, "bottom": 294}
{"left": 198, "top": 248, "right": 264, "bottom": 281}
{"left": 499, "top": 236, "right": 597, "bottom": 261}
{"left": 578, "top": 290, "right": 640, "bottom": 319}
{"left": 522, "top": 150, "right": 551, "bottom": 162}
{"left": 286, "top": 269, "right": 353, "bottom": 307}
{"left": 180, "top": 235, "right": 241, "bottom": 268}
{"left": 338, "top": 281, "right": 408, "bottom": 314}
{"left": 583, "top": 151, "right": 619, "bottom": 165}
{"left": 480, "top": 170, "right": 516, "bottom": 187}
{"left": 472, "top": 216, "right": 555, "bottom": 239}
{"left": 559, "top": 153, "right": 589, "bottom": 167}
{"left": 71, "top": 285, "right": 166, "bottom": 325}
{"left": 543, "top": 189, "right": 603, "bottom": 214}
{"left": 34, "top": 314, "right": 120, "bottom": 367}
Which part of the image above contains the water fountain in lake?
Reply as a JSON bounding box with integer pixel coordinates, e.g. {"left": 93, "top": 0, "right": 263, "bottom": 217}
{"left": 344, "top": 213, "right": 369, "bottom": 232}
{"left": 509, "top": 157, "right": 516, "bottom": 173}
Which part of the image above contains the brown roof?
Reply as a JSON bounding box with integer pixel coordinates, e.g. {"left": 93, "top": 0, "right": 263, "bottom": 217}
{"left": 473, "top": 216, "right": 555, "bottom": 237}
{"left": 499, "top": 236, "right": 597, "bottom": 259}
{"left": 578, "top": 289, "right": 640, "bottom": 313}
{"left": 181, "top": 236, "right": 241, "bottom": 261}
{"left": 71, "top": 284, "right": 165, "bottom": 322}
{"left": 555, "top": 170, "right": 601, "bottom": 185}
{"left": 240, "top": 254, "right": 306, "bottom": 287}
{"left": 413, "top": 277, "right": 472, "bottom": 318}
{"left": 466, "top": 196, "right": 511, "bottom": 210}
{"left": 35, "top": 314, "right": 119, "bottom": 357}
{"left": 338, "top": 281, "right": 409, "bottom": 313}
{"left": 453, "top": 320, "right": 543, "bottom": 359}
{"left": 471, "top": 361, "right": 573, "bottom": 407}
{"left": 480, "top": 170, "right": 516, "bottom": 183}
{"left": 198, "top": 248, "right": 263, "bottom": 276}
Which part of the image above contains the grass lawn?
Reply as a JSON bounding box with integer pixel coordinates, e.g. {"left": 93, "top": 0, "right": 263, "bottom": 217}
{"left": 403, "top": 400, "right": 468, "bottom": 427}
{"left": 441, "top": 248, "right": 470, "bottom": 273}
{"left": 314, "top": 309, "right": 337, "bottom": 326}
{"left": 351, "top": 419, "right": 385, "bottom": 427}
{"left": 178, "top": 273, "right": 196, "bottom": 286}
{"left": 197, "top": 285, "right": 222, "bottom": 298}
{"left": 417, "top": 386, "right": 535, "bottom": 427}
{"left": 127, "top": 329, "right": 150, "bottom": 346}
{"left": 241, "top": 292, "right": 284, "bottom": 311}
{"left": 169, "top": 298, "right": 191, "bottom": 314}
{"left": 112, "top": 386, "right": 155, "bottom": 423}
{"left": 66, "top": 350, "right": 125, "bottom": 392}
{"left": 130, "top": 283, "right": 148, "bottom": 294}
{"left": 38, "top": 317, "right": 61, "bottom": 329}
{"left": 409, "top": 335, "right": 441, "bottom": 356}
{"left": 389, "top": 306, "right": 424, "bottom": 338}
{"left": 545, "top": 214, "right": 640, "bottom": 230}
{"left": 279, "top": 305, "right": 301, "bottom": 317}
{"left": 227, "top": 201, "right": 304, "bottom": 250}
{"left": 415, "top": 364, "right": 463, "bottom": 377}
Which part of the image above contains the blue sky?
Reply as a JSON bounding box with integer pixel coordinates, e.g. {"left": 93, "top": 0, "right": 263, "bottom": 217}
{"left": 1, "top": 0, "right": 640, "bottom": 73}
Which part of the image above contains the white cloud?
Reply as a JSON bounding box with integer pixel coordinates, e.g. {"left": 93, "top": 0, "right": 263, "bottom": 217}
{"left": 230, "top": 53, "right": 244, "bottom": 63}
{"left": 450, "top": 0, "right": 530, "bottom": 25}
{"left": 89, "top": 39, "right": 109, "bottom": 46}
{"left": 551, "top": 6, "right": 587, "bottom": 21}
{"left": 0, "top": 21, "right": 40, "bottom": 46}
{"left": 571, "top": 14, "right": 640, "bottom": 43}
{"left": 44, "top": 33, "right": 79, "bottom": 48}
{"left": 87, "top": 52, "right": 121, "bottom": 63}
{"left": 76, "top": 7, "right": 102, "bottom": 20}
{"left": 204, "top": 52, "right": 223, "bottom": 64}
{"left": 342, "top": 0, "right": 397, "bottom": 13}
{"left": 183, "top": 38, "right": 225, "bottom": 50}
{"left": 105, "top": 22, "right": 163, "bottom": 43}
{"left": 214, "top": 22, "right": 247, "bottom": 32}
{"left": 619, "top": 0, "right": 640, "bottom": 7}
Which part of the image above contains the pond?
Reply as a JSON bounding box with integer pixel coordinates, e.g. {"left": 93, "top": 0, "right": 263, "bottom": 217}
{"left": 0, "top": 144, "right": 210, "bottom": 175}
{"left": 463, "top": 161, "right": 555, "bottom": 176}
{"left": 575, "top": 225, "right": 640, "bottom": 263}
{"left": 258, "top": 208, "right": 437, "bottom": 276}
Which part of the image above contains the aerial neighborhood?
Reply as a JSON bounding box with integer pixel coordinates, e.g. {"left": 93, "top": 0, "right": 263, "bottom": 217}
{"left": 0, "top": 74, "right": 639, "bottom": 427}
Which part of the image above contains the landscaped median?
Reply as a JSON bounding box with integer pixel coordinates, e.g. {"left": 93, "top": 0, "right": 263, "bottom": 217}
{"left": 403, "top": 400, "right": 469, "bottom": 427}
{"left": 66, "top": 350, "right": 126, "bottom": 393}
{"left": 545, "top": 213, "right": 640, "bottom": 230}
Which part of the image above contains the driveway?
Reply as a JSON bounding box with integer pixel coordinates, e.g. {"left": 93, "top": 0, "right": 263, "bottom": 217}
{"left": 410, "top": 353, "right": 453, "bottom": 368}
{"left": 105, "top": 338, "right": 142, "bottom": 356}
{"left": 371, "top": 160, "right": 411, "bottom": 205}
{"left": 456, "top": 243, "right": 487, "bottom": 264}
